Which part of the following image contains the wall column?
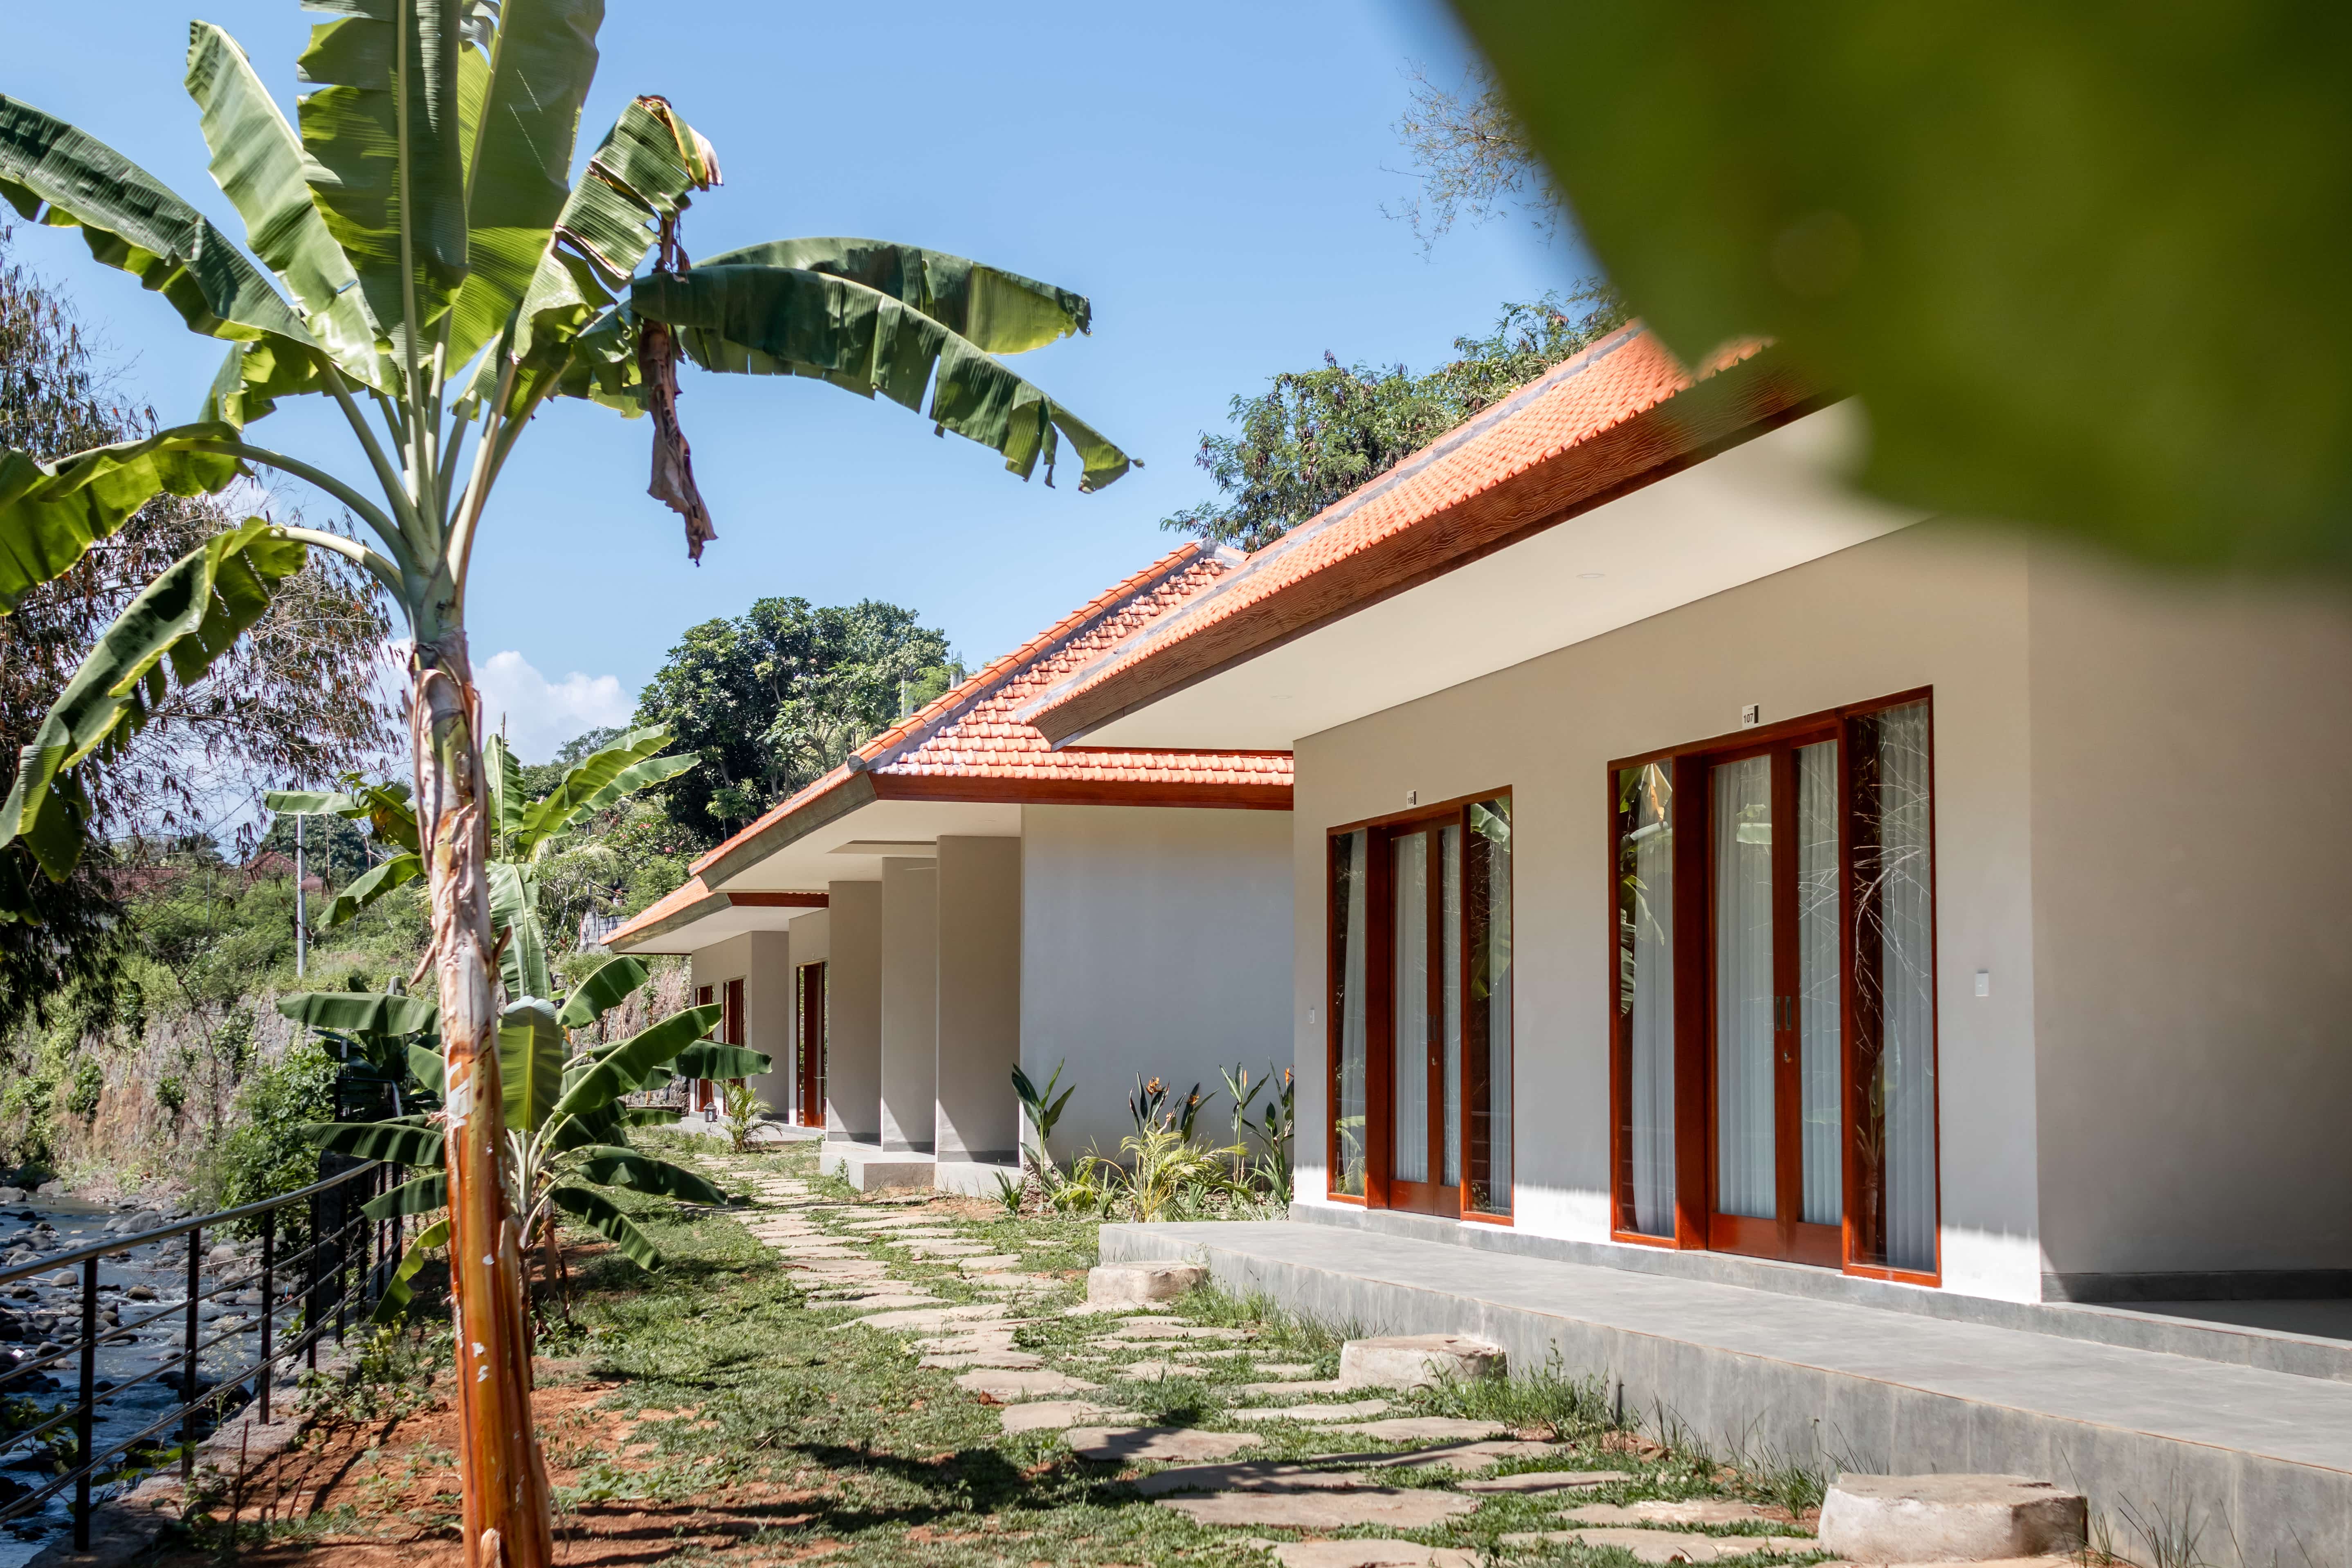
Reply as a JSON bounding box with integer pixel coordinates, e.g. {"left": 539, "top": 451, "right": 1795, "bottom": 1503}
{"left": 935, "top": 836, "right": 1022, "bottom": 1168}
{"left": 744, "top": 929, "right": 793, "bottom": 1119}
{"left": 823, "top": 881, "right": 883, "bottom": 1144}
{"left": 878, "top": 857, "right": 939, "bottom": 1154}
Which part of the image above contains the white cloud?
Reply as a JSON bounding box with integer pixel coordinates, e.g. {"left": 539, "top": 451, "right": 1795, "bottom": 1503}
{"left": 474, "top": 650, "right": 636, "bottom": 764}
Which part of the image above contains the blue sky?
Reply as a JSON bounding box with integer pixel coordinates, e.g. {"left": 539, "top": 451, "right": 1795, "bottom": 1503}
{"left": 9, "top": 0, "right": 1594, "bottom": 761}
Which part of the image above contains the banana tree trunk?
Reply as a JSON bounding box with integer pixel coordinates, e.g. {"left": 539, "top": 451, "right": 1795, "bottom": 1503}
{"left": 413, "top": 635, "right": 553, "bottom": 1568}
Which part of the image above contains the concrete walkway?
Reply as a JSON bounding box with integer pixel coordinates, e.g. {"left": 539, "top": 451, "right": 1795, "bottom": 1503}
{"left": 1103, "top": 1220, "right": 2352, "bottom": 1568}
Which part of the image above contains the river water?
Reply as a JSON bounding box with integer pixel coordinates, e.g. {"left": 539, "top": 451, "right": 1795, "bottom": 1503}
{"left": 0, "top": 1193, "right": 297, "bottom": 1565}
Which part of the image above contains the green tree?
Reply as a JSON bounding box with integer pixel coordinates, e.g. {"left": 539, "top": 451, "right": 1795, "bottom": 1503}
{"left": 635, "top": 598, "right": 955, "bottom": 841}
{"left": 1164, "top": 289, "right": 1627, "bottom": 551}
{"left": 0, "top": 9, "right": 1130, "bottom": 1555}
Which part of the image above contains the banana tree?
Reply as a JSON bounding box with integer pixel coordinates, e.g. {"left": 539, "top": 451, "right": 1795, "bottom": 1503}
{"left": 266, "top": 723, "right": 694, "bottom": 1003}
{"left": 301, "top": 952, "right": 764, "bottom": 1318}
{"left": 277, "top": 985, "right": 443, "bottom": 1118}
{"left": 0, "top": 7, "right": 1130, "bottom": 1557}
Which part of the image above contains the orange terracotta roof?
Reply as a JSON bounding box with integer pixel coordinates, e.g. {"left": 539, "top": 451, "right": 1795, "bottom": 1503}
{"left": 603, "top": 875, "right": 829, "bottom": 950}
{"left": 1021, "top": 326, "right": 1818, "bottom": 745}
{"left": 688, "top": 544, "right": 1294, "bottom": 889}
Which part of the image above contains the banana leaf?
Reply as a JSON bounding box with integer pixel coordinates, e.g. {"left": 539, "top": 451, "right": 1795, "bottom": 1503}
{"left": 184, "top": 22, "right": 385, "bottom": 389}
{"left": 277, "top": 991, "right": 438, "bottom": 1038}
{"left": 670, "top": 1043, "right": 772, "bottom": 1082}
{"left": 483, "top": 733, "right": 529, "bottom": 855}
{"left": 0, "top": 94, "right": 322, "bottom": 364}
{"left": 512, "top": 724, "right": 681, "bottom": 853}
{"left": 322, "top": 851, "right": 424, "bottom": 926}
{"left": 370, "top": 1216, "right": 449, "bottom": 1324}
{"left": 568, "top": 1146, "right": 728, "bottom": 1206}
{"left": 444, "top": 0, "right": 603, "bottom": 366}
{"left": 484, "top": 96, "right": 718, "bottom": 416}
{"left": 407, "top": 1043, "right": 447, "bottom": 1096}
{"left": 550, "top": 1184, "right": 659, "bottom": 1269}
{"left": 630, "top": 265, "right": 1132, "bottom": 492}
{"left": 556, "top": 955, "right": 647, "bottom": 1029}
{"left": 498, "top": 997, "right": 564, "bottom": 1131}
{"left": 0, "top": 425, "right": 245, "bottom": 613}
{"left": 294, "top": 0, "right": 469, "bottom": 355}
{"left": 0, "top": 520, "right": 306, "bottom": 880}
{"left": 486, "top": 859, "right": 551, "bottom": 1002}
{"left": 623, "top": 1106, "right": 681, "bottom": 1128}
{"left": 361, "top": 1170, "right": 448, "bottom": 1221}
{"left": 550, "top": 1002, "right": 722, "bottom": 1119}
{"left": 550, "top": 1098, "right": 624, "bottom": 1154}
{"left": 699, "top": 238, "right": 1091, "bottom": 354}
{"left": 301, "top": 1119, "right": 445, "bottom": 1165}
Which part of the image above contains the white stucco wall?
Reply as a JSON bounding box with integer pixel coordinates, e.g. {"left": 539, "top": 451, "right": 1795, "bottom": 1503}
{"left": 1019, "top": 804, "right": 1294, "bottom": 1165}
{"left": 824, "top": 882, "right": 883, "bottom": 1143}
{"left": 685, "top": 929, "right": 792, "bottom": 1114}
{"left": 2026, "top": 545, "right": 2352, "bottom": 1285}
{"left": 935, "top": 836, "right": 1022, "bottom": 1164}
{"left": 879, "top": 858, "right": 939, "bottom": 1153}
{"left": 1289, "top": 523, "right": 2047, "bottom": 1301}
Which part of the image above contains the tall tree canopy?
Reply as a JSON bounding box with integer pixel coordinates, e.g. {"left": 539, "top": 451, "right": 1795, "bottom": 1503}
{"left": 0, "top": 223, "right": 393, "bottom": 1020}
{"left": 634, "top": 598, "right": 956, "bottom": 843}
{"left": 1163, "top": 289, "right": 1627, "bottom": 552}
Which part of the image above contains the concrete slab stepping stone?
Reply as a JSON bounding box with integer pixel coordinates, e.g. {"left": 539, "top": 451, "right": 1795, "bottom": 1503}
{"left": 815, "top": 1293, "right": 937, "bottom": 1309}
{"left": 899, "top": 1240, "right": 997, "bottom": 1256}
{"left": 1254, "top": 1363, "right": 1318, "bottom": 1377}
{"left": 1114, "top": 1359, "right": 1213, "bottom": 1379}
{"left": 910, "top": 1330, "right": 1017, "bottom": 1352}
{"left": 952, "top": 1254, "right": 1023, "bottom": 1270}
{"left": 1228, "top": 1399, "right": 1391, "bottom": 1422}
{"left": 1322, "top": 1417, "right": 1510, "bottom": 1442}
{"left": 968, "top": 1273, "right": 1057, "bottom": 1291}
{"left": 997, "top": 1400, "right": 1110, "bottom": 1433}
{"left": 1270, "top": 1541, "right": 1480, "bottom": 1568}
{"left": 1270, "top": 1542, "right": 1467, "bottom": 1568}
{"left": 919, "top": 1349, "right": 1043, "bottom": 1370}
{"left": 851, "top": 1304, "right": 1010, "bottom": 1330}
{"left": 1499, "top": 1528, "right": 1817, "bottom": 1564}
{"left": 1063, "top": 1302, "right": 1155, "bottom": 1317}
{"left": 1337, "top": 1334, "right": 1506, "bottom": 1391}
{"left": 1155, "top": 1487, "right": 1478, "bottom": 1530}
{"left": 1065, "top": 1426, "right": 1264, "bottom": 1463}
{"left": 1820, "top": 1474, "right": 2087, "bottom": 1563}
{"left": 1457, "top": 1468, "right": 1632, "bottom": 1494}
{"left": 955, "top": 1367, "right": 1102, "bottom": 1400}
{"left": 1087, "top": 1262, "right": 1206, "bottom": 1305}
{"left": 1561, "top": 1501, "right": 1786, "bottom": 1527}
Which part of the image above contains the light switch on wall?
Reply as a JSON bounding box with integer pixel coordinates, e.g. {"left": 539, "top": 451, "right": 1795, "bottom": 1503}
{"left": 1975, "top": 970, "right": 1991, "bottom": 997}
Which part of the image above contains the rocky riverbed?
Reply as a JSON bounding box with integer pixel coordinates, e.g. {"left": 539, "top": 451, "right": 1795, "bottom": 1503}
{"left": 0, "top": 1186, "right": 303, "bottom": 1564}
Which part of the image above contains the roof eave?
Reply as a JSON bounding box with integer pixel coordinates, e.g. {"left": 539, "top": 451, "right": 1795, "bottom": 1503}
{"left": 1023, "top": 351, "right": 1828, "bottom": 747}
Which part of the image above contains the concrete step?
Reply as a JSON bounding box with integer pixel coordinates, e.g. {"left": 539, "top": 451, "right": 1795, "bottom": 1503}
{"left": 1102, "top": 1220, "right": 2352, "bottom": 1568}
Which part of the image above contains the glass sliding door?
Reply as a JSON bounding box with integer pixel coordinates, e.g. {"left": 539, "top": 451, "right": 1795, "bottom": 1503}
{"left": 1614, "top": 763, "right": 1677, "bottom": 1239}
{"left": 1330, "top": 794, "right": 1513, "bottom": 1220}
{"left": 1329, "top": 831, "right": 1370, "bottom": 1197}
{"left": 1610, "top": 690, "right": 1937, "bottom": 1280}
{"left": 1712, "top": 755, "right": 1777, "bottom": 1223}
{"left": 1849, "top": 700, "right": 1938, "bottom": 1277}
{"left": 1465, "top": 798, "right": 1513, "bottom": 1216}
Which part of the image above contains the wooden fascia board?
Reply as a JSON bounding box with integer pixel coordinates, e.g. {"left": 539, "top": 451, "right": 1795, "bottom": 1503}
{"left": 694, "top": 769, "right": 881, "bottom": 889}
{"left": 1029, "top": 355, "right": 1828, "bottom": 746}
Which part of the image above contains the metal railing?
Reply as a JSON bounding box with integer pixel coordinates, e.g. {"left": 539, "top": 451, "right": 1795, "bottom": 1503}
{"left": 0, "top": 1159, "right": 400, "bottom": 1549}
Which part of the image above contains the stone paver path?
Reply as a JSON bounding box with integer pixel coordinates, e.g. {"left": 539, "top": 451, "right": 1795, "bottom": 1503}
{"left": 1066, "top": 1426, "right": 1264, "bottom": 1463}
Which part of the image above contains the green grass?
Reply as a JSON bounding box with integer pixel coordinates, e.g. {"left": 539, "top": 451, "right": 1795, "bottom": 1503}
{"left": 205, "top": 1140, "right": 1843, "bottom": 1568}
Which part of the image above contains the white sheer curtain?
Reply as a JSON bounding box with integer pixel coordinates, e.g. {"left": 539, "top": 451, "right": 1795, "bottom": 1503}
{"left": 1441, "top": 824, "right": 1463, "bottom": 1190}
{"left": 1797, "top": 741, "right": 1843, "bottom": 1226}
{"left": 1622, "top": 764, "right": 1676, "bottom": 1236}
{"left": 1714, "top": 756, "right": 1776, "bottom": 1220}
{"left": 1334, "top": 831, "right": 1369, "bottom": 1196}
{"left": 1392, "top": 833, "right": 1429, "bottom": 1184}
{"left": 1877, "top": 703, "right": 1937, "bottom": 1271}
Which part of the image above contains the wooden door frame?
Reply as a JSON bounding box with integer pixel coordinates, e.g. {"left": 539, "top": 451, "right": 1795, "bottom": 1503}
{"left": 795, "top": 961, "right": 827, "bottom": 1129}
{"left": 1605, "top": 688, "right": 1941, "bottom": 1284}
{"left": 1328, "top": 786, "right": 1514, "bottom": 1224}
